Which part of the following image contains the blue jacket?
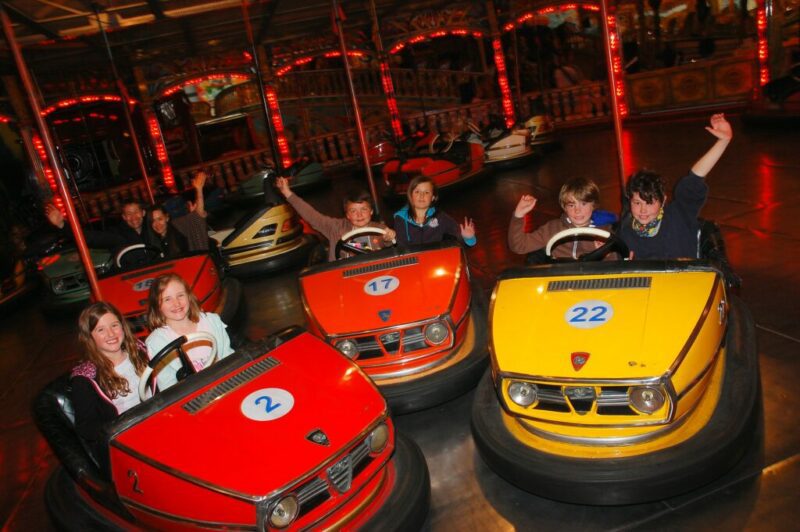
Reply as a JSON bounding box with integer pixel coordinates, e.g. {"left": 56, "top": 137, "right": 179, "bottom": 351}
{"left": 393, "top": 206, "right": 476, "bottom": 247}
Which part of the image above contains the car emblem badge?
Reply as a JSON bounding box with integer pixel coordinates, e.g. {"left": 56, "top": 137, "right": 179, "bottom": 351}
{"left": 378, "top": 309, "right": 391, "bottom": 322}
{"left": 327, "top": 455, "right": 353, "bottom": 493}
{"left": 306, "top": 429, "right": 330, "bottom": 446}
{"left": 571, "top": 352, "right": 590, "bottom": 371}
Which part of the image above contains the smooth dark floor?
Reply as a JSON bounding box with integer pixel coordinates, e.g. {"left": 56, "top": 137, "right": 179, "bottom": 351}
{"left": 2, "top": 115, "right": 798, "bottom": 530}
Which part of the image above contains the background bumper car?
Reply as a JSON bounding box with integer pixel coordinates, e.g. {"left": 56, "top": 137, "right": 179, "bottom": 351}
{"left": 299, "top": 235, "right": 488, "bottom": 414}
{"left": 225, "top": 160, "right": 327, "bottom": 207}
{"left": 39, "top": 247, "right": 113, "bottom": 313}
{"left": 472, "top": 231, "right": 759, "bottom": 504}
{"left": 35, "top": 328, "right": 430, "bottom": 531}
{"left": 381, "top": 134, "right": 488, "bottom": 200}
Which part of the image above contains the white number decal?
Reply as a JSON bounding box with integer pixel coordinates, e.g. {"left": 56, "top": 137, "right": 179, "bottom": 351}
{"left": 364, "top": 275, "right": 399, "bottom": 296}
{"left": 565, "top": 300, "right": 613, "bottom": 329}
{"left": 241, "top": 388, "right": 294, "bottom": 421}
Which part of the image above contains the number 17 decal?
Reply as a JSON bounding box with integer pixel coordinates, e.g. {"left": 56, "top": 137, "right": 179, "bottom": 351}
{"left": 565, "top": 300, "right": 613, "bottom": 329}
{"left": 364, "top": 275, "right": 399, "bottom": 296}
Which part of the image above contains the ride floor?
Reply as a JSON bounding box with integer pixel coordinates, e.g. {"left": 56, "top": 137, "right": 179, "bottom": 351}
{"left": 2, "top": 115, "right": 798, "bottom": 530}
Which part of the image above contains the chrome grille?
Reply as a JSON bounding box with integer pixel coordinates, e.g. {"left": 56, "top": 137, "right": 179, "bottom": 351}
{"left": 294, "top": 439, "right": 373, "bottom": 518}
{"left": 343, "top": 256, "right": 418, "bottom": 278}
{"left": 548, "top": 277, "right": 651, "bottom": 291}
{"left": 522, "top": 383, "right": 637, "bottom": 416}
{"left": 340, "top": 324, "right": 440, "bottom": 360}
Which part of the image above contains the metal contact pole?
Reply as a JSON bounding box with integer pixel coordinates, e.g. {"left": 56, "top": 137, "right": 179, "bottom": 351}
{"left": 1, "top": 5, "right": 103, "bottom": 300}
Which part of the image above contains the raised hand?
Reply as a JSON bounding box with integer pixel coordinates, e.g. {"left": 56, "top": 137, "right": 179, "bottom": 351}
{"left": 191, "top": 171, "right": 207, "bottom": 190}
{"left": 514, "top": 194, "right": 537, "bottom": 218}
{"left": 705, "top": 113, "right": 732, "bottom": 142}
{"left": 460, "top": 217, "right": 475, "bottom": 239}
{"left": 45, "top": 203, "right": 65, "bottom": 229}
{"left": 275, "top": 176, "right": 292, "bottom": 198}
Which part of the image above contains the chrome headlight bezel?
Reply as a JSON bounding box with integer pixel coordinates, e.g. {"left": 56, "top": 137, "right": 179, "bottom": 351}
{"left": 628, "top": 386, "right": 666, "bottom": 414}
{"left": 423, "top": 321, "right": 449, "bottom": 345}
{"left": 266, "top": 495, "right": 299, "bottom": 529}
{"left": 335, "top": 339, "right": 358, "bottom": 359}
{"left": 507, "top": 380, "right": 538, "bottom": 407}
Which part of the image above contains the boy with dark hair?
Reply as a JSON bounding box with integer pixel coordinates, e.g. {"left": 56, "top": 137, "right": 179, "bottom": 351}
{"left": 619, "top": 113, "right": 732, "bottom": 259}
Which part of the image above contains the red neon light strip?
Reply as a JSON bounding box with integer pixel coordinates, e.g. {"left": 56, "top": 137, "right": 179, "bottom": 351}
{"left": 264, "top": 86, "right": 293, "bottom": 168}
{"left": 32, "top": 132, "right": 65, "bottom": 215}
{"left": 379, "top": 60, "right": 404, "bottom": 139}
{"left": 276, "top": 51, "right": 367, "bottom": 78}
{"left": 40, "top": 94, "right": 136, "bottom": 117}
{"left": 605, "top": 13, "right": 628, "bottom": 117}
{"left": 492, "top": 38, "right": 516, "bottom": 128}
{"left": 756, "top": 1, "right": 769, "bottom": 86}
{"left": 147, "top": 115, "right": 176, "bottom": 191}
{"left": 504, "top": 4, "right": 600, "bottom": 32}
{"left": 162, "top": 73, "right": 251, "bottom": 97}
{"left": 388, "top": 29, "right": 484, "bottom": 54}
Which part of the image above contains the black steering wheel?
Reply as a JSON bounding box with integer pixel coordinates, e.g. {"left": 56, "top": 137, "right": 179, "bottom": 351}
{"left": 335, "top": 227, "right": 394, "bottom": 259}
{"left": 545, "top": 227, "right": 629, "bottom": 261}
{"left": 115, "top": 243, "right": 162, "bottom": 269}
{"left": 138, "top": 331, "right": 218, "bottom": 400}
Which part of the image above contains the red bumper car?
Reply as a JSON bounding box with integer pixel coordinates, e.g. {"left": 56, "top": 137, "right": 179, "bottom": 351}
{"left": 99, "top": 248, "right": 242, "bottom": 337}
{"left": 35, "top": 328, "right": 430, "bottom": 531}
{"left": 299, "top": 234, "right": 488, "bottom": 413}
{"left": 381, "top": 134, "right": 489, "bottom": 199}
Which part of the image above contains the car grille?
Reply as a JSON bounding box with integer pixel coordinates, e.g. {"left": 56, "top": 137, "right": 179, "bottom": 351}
{"left": 52, "top": 273, "right": 87, "bottom": 294}
{"left": 294, "top": 437, "right": 374, "bottom": 519}
{"left": 337, "top": 322, "right": 447, "bottom": 360}
{"left": 521, "top": 383, "right": 641, "bottom": 416}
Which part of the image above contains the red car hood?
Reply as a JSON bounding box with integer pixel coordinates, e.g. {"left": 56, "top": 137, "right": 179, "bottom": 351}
{"left": 97, "top": 254, "right": 221, "bottom": 317}
{"left": 111, "top": 333, "right": 386, "bottom": 497}
{"left": 300, "top": 246, "right": 464, "bottom": 335}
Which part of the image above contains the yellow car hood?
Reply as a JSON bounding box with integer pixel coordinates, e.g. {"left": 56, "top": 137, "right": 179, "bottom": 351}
{"left": 491, "top": 266, "right": 720, "bottom": 380}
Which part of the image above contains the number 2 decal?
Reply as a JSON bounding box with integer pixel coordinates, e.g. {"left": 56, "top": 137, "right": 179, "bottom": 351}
{"left": 255, "top": 395, "right": 282, "bottom": 413}
{"left": 241, "top": 388, "right": 294, "bottom": 421}
{"left": 364, "top": 275, "right": 399, "bottom": 296}
{"left": 565, "top": 300, "right": 613, "bottom": 329}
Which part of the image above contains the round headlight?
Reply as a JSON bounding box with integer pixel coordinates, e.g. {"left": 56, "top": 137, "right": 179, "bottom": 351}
{"left": 629, "top": 386, "right": 665, "bottom": 414}
{"left": 424, "top": 322, "right": 449, "bottom": 345}
{"left": 368, "top": 423, "right": 390, "bottom": 453}
{"left": 267, "top": 495, "right": 299, "bottom": 529}
{"left": 508, "top": 381, "right": 538, "bottom": 407}
{"left": 335, "top": 339, "right": 358, "bottom": 359}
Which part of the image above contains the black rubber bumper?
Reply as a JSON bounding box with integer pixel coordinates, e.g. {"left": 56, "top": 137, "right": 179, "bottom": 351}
{"left": 45, "top": 467, "right": 131, "bottom": 531}
{"left": 361, "top": 432, "right": 431, "bottom": 532}
{"left": 471, "top": 295, "right": 760, "bottom": 505}
{"left": 381, "top": 287, "right": 489, "bottom": 415}
{"left": 226, "top": 234, "right": 318, "bottom": 278}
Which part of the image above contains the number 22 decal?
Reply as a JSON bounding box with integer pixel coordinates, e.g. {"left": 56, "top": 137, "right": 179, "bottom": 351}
{"left": 565, "top": 300, "right": 613, "bottom": 329}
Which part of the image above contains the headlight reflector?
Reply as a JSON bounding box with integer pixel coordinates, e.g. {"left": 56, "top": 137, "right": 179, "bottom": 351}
{"left": 335, "top": 339, "right": 358, "bottom": 359}
{"left": 268, "top": 495, "right": 299, "bottom": 529}
{"left": 423, "top": 322, "right": 449, "bottom": 345}
{"left": 629, "top": 386, "right": 665, "bottom": 414}
{"left": 368, "top": 423, "right": 390, "bottom": 453}
{"left": 508, "top": 381, "right": 538, "bottom": 407}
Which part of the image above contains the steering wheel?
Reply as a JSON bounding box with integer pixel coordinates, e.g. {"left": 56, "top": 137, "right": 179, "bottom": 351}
{"left": 429, "top": 133, "right": 455, "bottom": 154}
{"left": 115, "top": 243, "right": 162, "bottom": 269}
{"left": 138, "top": 331, "right": 218, "bottom": 400}
{"left": 335, "top": 227, "right": 394, "bottom": 259}
{"left": 544, "top": 227, "right": 629, "bottom": 261}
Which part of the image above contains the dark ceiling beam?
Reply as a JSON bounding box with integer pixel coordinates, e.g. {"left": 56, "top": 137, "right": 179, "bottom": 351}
{"left": 255, "top": 0, "right": 280, "bottom": 45}
{"left": 146, "top": 0, "right": 167, "bottom": 20}
{"left": 179, "top": 18, "right": 197, "bottom": 57}
{"left": 3, "top": 3, "right": 61, "bottom": 41}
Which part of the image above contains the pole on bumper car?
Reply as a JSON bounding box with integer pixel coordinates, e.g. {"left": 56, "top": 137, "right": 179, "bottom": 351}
{"left": 241, "top": 0, "right": 286, "bottom": 171}
{"left": 332, "top": 0, "right": 382, "bottom": 217}
{"left": 600, "top": 0, "right": 628, "bottom": 190}
{"left": 92, "top": 5, "right": 156, "bottom": 202}
{"left": 0, "top": 5, "right": 103, "bottom": 301}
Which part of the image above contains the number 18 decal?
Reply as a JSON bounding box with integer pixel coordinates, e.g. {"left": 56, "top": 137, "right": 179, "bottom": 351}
{"left": 565, "top": 300, "right": 613, "bottom": 329}
{"left": 364, "top": 275, "right": 399, "bottom": 296}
